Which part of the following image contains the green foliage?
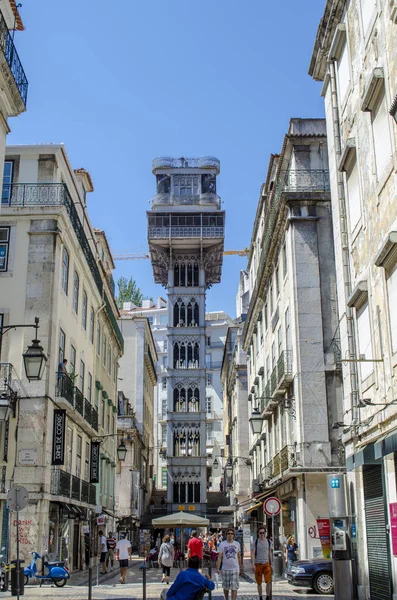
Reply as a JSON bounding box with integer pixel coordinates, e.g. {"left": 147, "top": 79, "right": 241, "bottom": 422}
{"left": 116, "top": 276, "right": 150, "bottom": 308}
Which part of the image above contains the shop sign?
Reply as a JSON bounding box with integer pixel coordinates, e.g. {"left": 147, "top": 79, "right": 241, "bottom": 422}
{"left": 90, "top": 441, "right": 100, "bottom": 483}
{"left": 390, "top": 503, "right": 397, "bottom": 555}
{"left": 316, "top": 518, "right": 331, "bottom": 559}
{"left": 3, "top": 419, "right": 9, "bottom": 462}
{"left": 188, "top": 505, "right": 195, "bottom": 511}
{"left": 97, "top": 514, "right": 105, "bottom": 525}
{"left": 177, "top": 505, "right": 185, "bottom": 511}
{"left": 51, "top": 409, "right": 66, "bottom": 465}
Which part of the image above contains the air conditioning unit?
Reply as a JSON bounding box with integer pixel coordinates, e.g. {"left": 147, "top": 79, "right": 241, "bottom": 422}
{"left": 252, "top": 479, "right": 260, "bottom": 493}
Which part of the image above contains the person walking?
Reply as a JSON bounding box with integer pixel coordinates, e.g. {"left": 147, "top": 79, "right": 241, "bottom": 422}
{"left": 115, "top": 532, "right": 132, "bottom": 584}
{"left": 150, "top": 499, "right": 155, "bottom": 514}
{"left": 159, "top": 534, "right": 175, "bottom": 584}
{"left": 98, "top": 530, "right": 108, "bottom": 574}
{"left": 187, "top": 530, "right": 204, "bottom": 568}
{"left": 161, "top": 496, "right": 166, "bottom": 512}
{"left": 216, "top": 528, "right": 242, "bottom": 600}
{"left": 285, "top": 535, "right": 298, "bottom": 571}
{"left": 106, "top": 531, "right": 117, "bottom": 571}
{"left": 161, "top": 556, "right": 215, "bottom": 600}
{"left": 251, "top": 526, "right": 273, "bottom": 600}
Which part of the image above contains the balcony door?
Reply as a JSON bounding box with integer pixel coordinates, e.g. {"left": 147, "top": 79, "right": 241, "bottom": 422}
{"left": 2, "top": 161, "right": 13, "bottom": 205}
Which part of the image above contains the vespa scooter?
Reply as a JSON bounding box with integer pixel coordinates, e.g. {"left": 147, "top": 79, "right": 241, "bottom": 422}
{"left": 24, "top": 552, "right": 69, "bottom": 587}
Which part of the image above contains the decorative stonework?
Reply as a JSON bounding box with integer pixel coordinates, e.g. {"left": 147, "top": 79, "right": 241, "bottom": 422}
{"left": 203, "top": 244, "right": 224, "bottom": 287}
{"left": 149, "top": 244, "right": 170, "bottom": 285}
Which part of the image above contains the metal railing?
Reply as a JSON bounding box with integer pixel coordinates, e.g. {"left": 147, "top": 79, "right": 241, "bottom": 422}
{"left": 81, "top": 479, "right": 89, "bottom": 503}
{"left": 276, "top": 350, "right": 293, "bottom": 387}
{"left": 268, "top": 445, "right": 296, "bottom": 480}
{"left": 89, "top": 483, "right": 96, "bottom": 505}
{"left": 283, "top": 169, "right": 330, "bottom": 192}
{"left": 0, "top": 9, "right": 28, "bottom": 105}
{"left": 0, "top": 362, "right": 12, "bottom": 393}
{"left": 148, "top": 226, "right": 224, "bottom": 239}
{"left": 71, "top": 474, "right": 81, "bottom": 501}
{"left": 270, "top": 366, "right": 277, "bottom": 395}
{"left": 52, "top": 470, "right": 97, "bottom": 505}
{"left": 2, "top": 183, "right": 123, "bottom": 351}
{"left": 56, "top": 373, "right": 98, "bottom": 431}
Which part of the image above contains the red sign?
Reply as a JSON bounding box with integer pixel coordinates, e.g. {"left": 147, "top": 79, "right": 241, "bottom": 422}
{"left": 389, "top": 503, "right": 397, "bottom": 556}
{"left": 316, "top": 519, "right": 331, "bottom": 559}
{"left": 264, "top": 496, "right": 281, "bottom": 516}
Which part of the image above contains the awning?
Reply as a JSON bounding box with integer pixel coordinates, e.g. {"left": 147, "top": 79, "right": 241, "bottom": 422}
{"left": 218, "top": 506, "right": 237, "bottom": 513}
{"left": 239, "top": 486, "right": 278, "bottom": 508}
{"left": 245, "top": 502, "right": 262, "bottom": 514}
{"left": 374, "top": 429, "right": 397, "bottom": 459}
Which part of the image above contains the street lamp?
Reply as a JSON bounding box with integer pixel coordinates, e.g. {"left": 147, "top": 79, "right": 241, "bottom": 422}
{"left": 249, "top": 408, "right": 263, "bottom": 435}
{"left": 0, "top": 317, "right": 47, "bottom": 381}
{"left": 117, "top": 438, "right": 127, "bottom": 462}
{"left": 225, "top": 458, "right": 233, "bottom": 479}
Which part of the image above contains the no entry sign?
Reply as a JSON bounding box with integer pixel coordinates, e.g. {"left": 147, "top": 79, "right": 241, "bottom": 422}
{"left": 264, "top": 496, "right": 281, "bottom": 516}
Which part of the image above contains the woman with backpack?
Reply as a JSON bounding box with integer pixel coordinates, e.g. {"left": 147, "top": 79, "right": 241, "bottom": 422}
{"left": 159, "top": 534, "right": 175, "bottom": 584}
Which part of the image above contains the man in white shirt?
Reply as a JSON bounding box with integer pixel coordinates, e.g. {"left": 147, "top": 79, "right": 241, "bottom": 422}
{"left": 216, "top": 528, "right": 241, "bottom": 600}
{"left": 115, "top": 533, "right": 132, "bottom": 584}
{"left": 98, "top": 529, "right": 108, "bottom": 574}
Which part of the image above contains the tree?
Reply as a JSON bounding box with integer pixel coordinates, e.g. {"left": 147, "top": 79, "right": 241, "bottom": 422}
{"left": 116, "top": 276, "right": 149, "bottom": 308}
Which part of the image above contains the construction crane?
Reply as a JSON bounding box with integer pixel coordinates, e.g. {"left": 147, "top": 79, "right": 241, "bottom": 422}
{"left": 113, "top": 249, "right": 249, "bottom": 260}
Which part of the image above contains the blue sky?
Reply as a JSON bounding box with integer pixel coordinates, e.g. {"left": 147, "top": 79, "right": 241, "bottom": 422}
{"left": 9, "top": 0, "right": 325, "bottom": 318}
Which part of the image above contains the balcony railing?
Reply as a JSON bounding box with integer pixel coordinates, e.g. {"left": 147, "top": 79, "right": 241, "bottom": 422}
{"left": 152, "top": 156, "right": 220, "bottom": 171}
{"left": 270, "top": 367, "right": 277, "bottom": 395}
{"left": 2, "top": 183, "right": 123, "bottom": 351}
{"left": 268, "top": 445, "right": 296, "bottom": 481}
{"left": 51, "top": 469, "right": 96, "bottom": 505}
{"left": 148, "top": 226, "right": 224, "bottom": 239}
{"left": 0, "top": 10, "right": 28, "bottom": 106}
{"left": 283, "top": 170, "right": 330, "bottom": 193}
{"left": 0, "top": 362, "right": 12, "bottom": 393}
{"left": 276, "top": 350, "right": 293, "bottom": 389}
{"left": 56, "top": 373, "right": 98, "bottom": 431}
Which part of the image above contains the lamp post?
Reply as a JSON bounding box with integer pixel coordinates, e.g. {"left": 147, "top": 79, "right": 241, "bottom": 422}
{"left": 0, "top": 317, "right": 47, "bottom": 381}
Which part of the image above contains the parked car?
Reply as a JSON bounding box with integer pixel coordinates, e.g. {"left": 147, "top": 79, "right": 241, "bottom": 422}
{"left": 286, "top": 558, "right": 334, "bottom": 595}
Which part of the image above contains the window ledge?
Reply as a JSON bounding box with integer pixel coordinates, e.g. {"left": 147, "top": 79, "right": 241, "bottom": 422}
{"left": 376, "top": 158, "right": 394, "bottom": 197}
{"left": 360, "top": 371, "right": 375, "bottom": 393}
{"left": 347, "top": 279, "right": 368, "bottom": 307}
{"left": 361, "top": 67, "right": 384, "bottom": 112}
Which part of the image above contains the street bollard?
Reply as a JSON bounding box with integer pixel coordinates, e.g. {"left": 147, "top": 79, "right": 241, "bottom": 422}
{"left": 139, "top": 562, "right": 148, "bottom": 600}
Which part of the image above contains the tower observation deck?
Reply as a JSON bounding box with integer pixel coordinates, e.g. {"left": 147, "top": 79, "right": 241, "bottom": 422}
{"left": 147, "top": 156, "right": 225, "bottom": 515}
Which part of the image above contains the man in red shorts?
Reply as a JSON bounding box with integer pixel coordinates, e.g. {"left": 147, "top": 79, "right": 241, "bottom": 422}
{"left": 187, "top": 530, "right": 204, "bottom": 567}
{"left": 251, "top": 526, "right": 273, "bottom": 600}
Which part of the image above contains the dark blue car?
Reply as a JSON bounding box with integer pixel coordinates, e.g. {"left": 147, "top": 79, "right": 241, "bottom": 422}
{"left": 286, "top": 558, "right": 334, "bottom": 595}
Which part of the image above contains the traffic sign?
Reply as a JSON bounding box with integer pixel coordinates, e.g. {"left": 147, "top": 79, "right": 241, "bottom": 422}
{"left": 264, "top": 496, "right": 281, "bottom": 516}
{"left": 7, "top": 486, "right": 29, "bottom": 512}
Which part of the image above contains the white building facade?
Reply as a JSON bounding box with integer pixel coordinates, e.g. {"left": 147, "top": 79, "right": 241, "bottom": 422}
{"left": 0, "top": 145, "right": 123, "bottom": 570}
{"left": 310, "top": 2, "right": 397, "bottom": 597}
{"left": 243, "top": 120, "right": 344, "bottom": 557}
{"left": 147, "top": 156, "right": 225, "bottom": 515}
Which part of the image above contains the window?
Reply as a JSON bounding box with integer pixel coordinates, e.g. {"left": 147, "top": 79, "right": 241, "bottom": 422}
{"left": 108, "top": 344, "right": 112, "bottom": 374}
{"left": 275, "top": 267, "right": 280, "bottom": 297}
{"left": 360, "top": 0, "right": 376, "bottom": 34}
{"left": 164, "top": 339, "right": 168, "bottom": 352}
{"left": 76, "top": 435, "right": 82, "bottom": 478}
{"left": 2, "top": 161, "right": 13, "bottom": 204}
{"left": 372, "top": 89, "right": 393, "bottom": 179}
{"left": 283, "top": 242, "right": 287, "bottom": 278}
{"left": 95, "top": 387, "right": 99, "bottom": 411}
{"left": 173, "top": 175, "right": 199, "bottom": 196}
{"left": 277, "top": 326, "right": 282, "bottom": 358}
{"left": 206, "top": 373, "right": 212, "bottom": 387}
{"left": 207, "top": 336, "right": 211, "bottom": 347}
{"left": 82, "top": 291, "right": 88, "bottom": 330}
{"left": 61, "top": 248, "right": 69, "bottom": 294}
{"left": 271, "top": 342, "right": 276, "bottom": 369}
{"left": 356, "top": 301, "right": 373, "bottom": 380}
{"left": 162, "top": 356, "right": 167, "bottom": 368}
{"left": 285, "top": 307, "right": 291, "bottom": 352}
{"left": 206, "top": 397, "right": 212, "bottom": 414}
{"left": 59, "top": 329, "right": 66, "bottom": 365}
{"left": 103, "top": 335, "right": 107, "bottom": 366}
{"left": 386, "top": 263, "right": 397, "bottom": 354}
{"left": 269, "top": 283, "right": 273, "bottom": 314}
{"left": 73, "top": 271, "right": 79, "bottom": 313}
{"left": 85, "top": 442, "right": 90, "bottom": 481}
{"left": 206, "top": 423, "right": 213, "bottom": 443}
{"left": 337, "top": 41, "right": 350, "bottom": 104}
{"left": 0, "top": 227, "right": 10, "bottom": 272}
{"left": 88, "top": 372, "right": 92, "bottom": 403}
{"left": 96, "top": 321, "right": 101, "bottom": 355}
{"left": 148, "top": 316, "right": 153, "bottom": 326}
{"left": 162, "top": 467, "right": 167, "bottom": 488}
{"left": 162, "top": 398, "right": 167, "bottom": 419}
{"left": 107, "top": 411, "right": 110, "bottom": 433}
{"left": 66, "top": 427, "right": 73, "bottom": 473}
{"left": 79, "top": 360, "right": 85, "bottom": 393}
{"left": 345, "top": 154, "right": 362, "bottom": 232}
{"left": 205, "top": 353, "right": 211, "bottom": 368}
{"left": 89, "top": 307, "right": 95, "bottom": 343}
{"left": 101, "top": 398, "right": 105, "bottom": 428}
{"left": 70, "top": 345, "right": 76, "bottom": 375}
{"left": 264, "top": 300, "right": 268, "bottom": 330}
{"left": 161, "top": 424, "right": 167, "bottom": 446}
{"left": 162, "top": 377, "right": 167, "bottom": 390}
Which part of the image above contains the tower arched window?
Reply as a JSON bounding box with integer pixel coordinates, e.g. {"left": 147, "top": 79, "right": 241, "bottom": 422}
{"left": 174, "top": 262, "right": 199, "bottom": 287}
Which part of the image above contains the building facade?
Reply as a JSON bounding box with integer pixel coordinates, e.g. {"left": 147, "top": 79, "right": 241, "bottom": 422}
{"left": 147, "top": 156, "right": 225, "bottom": 515}
{"left": 242, "top": 120, "right": 344, "bottom": 556}
{"left": 310, "top": 2, "right": 397, "bottom": 597}
{"left": 0, "top": 1, "right": 27, "bottom": 196}
{"left": 117, "top": 311, "right": 158, "bottom": 522}
{"left": 0, "top": 145, "right": 123, "bottom": 570}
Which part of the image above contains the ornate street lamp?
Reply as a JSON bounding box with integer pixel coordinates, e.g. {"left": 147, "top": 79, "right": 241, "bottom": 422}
{"left": 23, "top": 336, "right": 47, "bottom": 381}
{"left": 117, "top": 438, "right": 127, "bottom": 462}
{"left": 225, "top": 458, "right": 233, "bottom": 479}
{"left": 249, "top": 408, "right": 263, "bottom": 435}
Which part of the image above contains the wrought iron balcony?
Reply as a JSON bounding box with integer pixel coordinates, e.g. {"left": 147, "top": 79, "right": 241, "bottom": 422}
{"left": 81, "top": 479, "right": 89, "bottom": 503}
{"left": 75, "top": 387, "right": 84, "bottom": 416}
{"left": 89, "top": 483, "right": 96, "bottom": 505}
{"left": 276, "top": 350, "right": 293, "bottom": 390}
{"left": 51, "top": 469, "right": 71, "bottom": 498}
{"left": 2, "top": 183, "right": 123, "bottom": 351}
{"left": 51, "top": 469, "right": 96, "bottom": 505}
{"left": 0, "top": 10, "right": 28, "bottom": 107}
{"left": 268, "top": 445, "right": 296, "bottom": 481}
{"left": 56, "top": 373, "right": 98, "bottom": 431}
{"left": 71, "top": 474, "right": 81, "bottom": 501}
{"left": 0, "top": 362, "right": 12, "bottom": 394}
{"left": 270, "top": 366, "right": 277, "bottom": 395}
{"left": 282, "top": 170, "right": 330, "bottom": 193}
{"left": 56, "top": 372, "right": 74, "bottom": 405}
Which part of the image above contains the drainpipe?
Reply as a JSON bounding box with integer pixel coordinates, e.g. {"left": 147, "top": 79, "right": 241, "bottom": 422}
{"left": 328, "top": 60, "right": 359, "bottom": 429}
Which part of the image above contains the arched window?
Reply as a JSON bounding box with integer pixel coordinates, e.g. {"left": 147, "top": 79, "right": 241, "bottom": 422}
{"left": 62, "top": 248, "right": 69, "bottom": 294}
{"left": 174, "top": 298, "right": 186, "bottom": 326}
{"left": 173, "top": 341, "right": 199, "bottom": 369}
{"left": 174, "top": 262, "right": 199, "bottom": 287}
